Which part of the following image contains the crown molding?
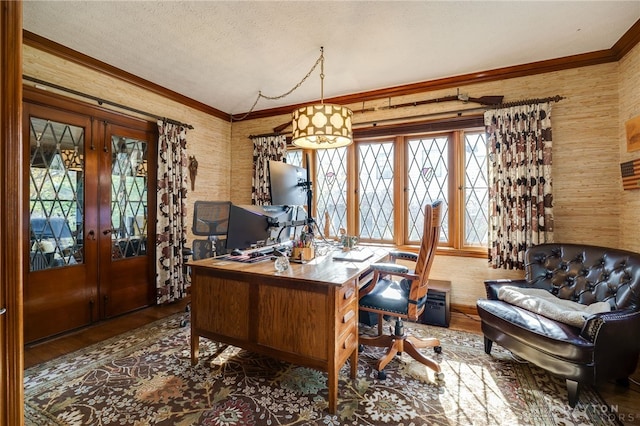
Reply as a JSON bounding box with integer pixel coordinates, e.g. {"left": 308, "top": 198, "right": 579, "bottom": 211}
{"left": 243, "top": 49, "right": 616, "bottom": 121}
{"left": 23, "top": 30, "right": 231, "bottom": 122}
{"left": 239, "top": 18, "right": 640, "bottom": 121}
{"left": 611, "top": 18, "right": 640, "bottom": 60}
{"left": 23, "top": 18, "right": 640, "bottom": 123}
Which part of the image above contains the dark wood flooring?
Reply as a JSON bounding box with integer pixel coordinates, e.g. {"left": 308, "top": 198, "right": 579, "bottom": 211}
{"left": 24, "top": 301, "right": 640, "bottom": 424}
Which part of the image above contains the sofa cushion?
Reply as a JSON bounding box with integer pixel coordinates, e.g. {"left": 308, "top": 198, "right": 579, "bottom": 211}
{"left": 497, "top": 286, "right": 610, "bottom": 327}
{"left": 477, "top": 299, "right": 595, "bottom": 364}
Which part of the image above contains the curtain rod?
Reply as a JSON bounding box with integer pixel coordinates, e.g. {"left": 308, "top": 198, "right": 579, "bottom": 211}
{"left": 353, "top": 106, "right": 486, "bottom": 128}
{"left": 487, "top": 95, "right": 565, "bottom": 109}
{"left": 247, "top": 107, "right": 485, "bottom": 138}
{"left": 249, "top": 133, "right": 285, "bottom": 139}
{"left": 262, "top": 94, "right": 565, "bottom": 137}
{"left": 23, "top": 75, "right": 194, "bottom": 130}
{"left": 356, "top": 95, "right": 565, "bottom": 127}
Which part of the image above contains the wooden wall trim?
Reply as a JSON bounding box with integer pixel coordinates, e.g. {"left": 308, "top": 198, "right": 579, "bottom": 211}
{"left": 612, "top": 18, "right": 640, "bottom": 60}
{"left": 238, "top": 18, "right": 640, "bottom": 121}
{"left": 1, "top": 1, "right": 25, "bottom": 425}
{"left": 23, "top": 85, "right": 156, "bottom": 133}
{"left": 354, "top": 115, "right": 485, "bottom": 139}
{"left": 23, "top": 30, "right": 230, "bottom": 122}
{"left": 23, "top": 18, "right": 640, "bottom": 123}
{"left": 243, "top": 49, "right": 617, "bottom": 120}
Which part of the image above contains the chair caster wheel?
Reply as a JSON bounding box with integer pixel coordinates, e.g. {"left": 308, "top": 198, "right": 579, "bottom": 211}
{"left": 435, "top": 371, "right": 445, "bottom": 381}
{"left": 434, "top": 346, "right": 442, "bottom": 354}
{"left": 377, "top": 370, "right": 387, "bottom": 380}
{"left": 358, "top": 344, "right": 364, "bottom": 352}
{"left": 180, "top": 320, "right": 187, "bottom": 327}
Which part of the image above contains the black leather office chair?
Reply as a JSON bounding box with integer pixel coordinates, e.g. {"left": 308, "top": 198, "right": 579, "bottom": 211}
{"left": 359, "top": 200, "right": 444, "bottom": 380}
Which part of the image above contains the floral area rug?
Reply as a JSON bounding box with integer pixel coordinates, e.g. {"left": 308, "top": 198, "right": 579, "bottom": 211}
{"left": 25, "top": 314, "right": 623, "bottom": 425}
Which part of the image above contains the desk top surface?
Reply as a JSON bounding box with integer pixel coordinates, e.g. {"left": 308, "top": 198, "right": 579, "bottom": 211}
{"left": 188, "top": 246, "right": 389, "bottom": 286}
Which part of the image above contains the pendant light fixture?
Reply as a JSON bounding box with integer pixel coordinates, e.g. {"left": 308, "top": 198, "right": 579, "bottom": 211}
{"left": 291, "top": 47, "right": 353, "bottom": 149}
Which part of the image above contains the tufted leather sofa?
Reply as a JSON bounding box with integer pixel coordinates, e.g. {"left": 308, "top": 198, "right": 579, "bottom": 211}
{"left": 476, "top": 243, "right": 640, "bottom": 407}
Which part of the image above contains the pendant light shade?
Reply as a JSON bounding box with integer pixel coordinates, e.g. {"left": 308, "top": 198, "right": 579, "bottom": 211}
{"left": 291, "top": 103, "right": 353, "bottom": 149}
{"left": 291, "top": 47, "right": 353, "bottom": 149}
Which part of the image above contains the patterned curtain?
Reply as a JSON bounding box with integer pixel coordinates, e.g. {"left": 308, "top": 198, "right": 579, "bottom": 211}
{"left": 484, "top": 103, "right": 554, "bottom": 269}
{"left": 156, "top": 120, "right": 189, "bottom": 303}
{"left": 251, "top": 135, "right": 287, "bottom": 205}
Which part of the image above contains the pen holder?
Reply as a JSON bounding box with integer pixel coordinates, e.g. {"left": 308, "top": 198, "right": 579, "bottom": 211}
{"left": 292, "top": 247, "right": 315, "bottom": 262}
{"left": 341, "top": 235, "right": 358, "bottom": 251}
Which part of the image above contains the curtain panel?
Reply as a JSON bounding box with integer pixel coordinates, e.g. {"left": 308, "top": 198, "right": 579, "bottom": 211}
{"left": 156, "top": 120, "right": 189, "bottom": 303}
{"left": 251, "top": 135, "right": 287, "bottom": 205}
{"left": 484, "top": 103, "right": 554, "bottom": 270}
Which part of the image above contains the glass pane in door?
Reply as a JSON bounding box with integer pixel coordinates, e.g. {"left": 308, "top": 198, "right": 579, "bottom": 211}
{"left": 29, "top": 117, "right": 84, "bottom": 271}
{"left": 111, "top": 136, "right": 148, "bottom": 260}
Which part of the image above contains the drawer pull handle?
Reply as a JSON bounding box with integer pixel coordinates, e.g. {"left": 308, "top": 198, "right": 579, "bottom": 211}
{"left": 343, "top": 334, "right": 354, "bottom": 349}
{"left": 342, "top": 310, "right": 355, "bottom": 323}
{"left": 343, "top": 288, "right": 354, "bottom": 300}
{"left": 0, "top": 307, "right": 6, "bottom": 315}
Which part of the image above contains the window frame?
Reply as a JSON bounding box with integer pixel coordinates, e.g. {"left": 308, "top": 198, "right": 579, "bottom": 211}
{"left": 292, "top": 115, "right": 488, "bottom": 258}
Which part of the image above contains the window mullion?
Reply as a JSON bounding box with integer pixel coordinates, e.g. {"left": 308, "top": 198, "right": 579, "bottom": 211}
{"left": 450, "top": 131, "right": 464, "bottom": 249}
{"left": 346, "top": 142, "right": 358, "bottom": 236}
{"left": 394, "top": 136, "right": 405, "bottom": 246}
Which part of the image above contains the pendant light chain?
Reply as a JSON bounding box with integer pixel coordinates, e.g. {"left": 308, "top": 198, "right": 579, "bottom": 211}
{"left": 231, "top": 47, "right": 325, "bottom": 122}
{"left": 320, "top": 46, "right": 325, "bottom": 104}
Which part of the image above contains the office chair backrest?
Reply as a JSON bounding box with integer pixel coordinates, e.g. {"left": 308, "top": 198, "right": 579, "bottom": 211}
{"left": 192, "top": 201, "right": 231, "bottom": 237}
{"left": 191, "top": 200, "right": 231, "bottom": 257}
{"left": 409, "top": 200, "right": 442, "bottom": 319}
{"left": 191, "top": 239, "right": 214, "bottom": 261}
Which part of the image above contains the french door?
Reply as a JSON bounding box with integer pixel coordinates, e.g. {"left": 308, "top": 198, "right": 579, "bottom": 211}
{"left": 23, "top": 96, "right": 156, "bottom": 344}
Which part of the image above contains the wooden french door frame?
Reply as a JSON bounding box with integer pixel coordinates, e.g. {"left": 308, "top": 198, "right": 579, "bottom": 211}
{"left": 23, "top": 105, "right": 100, "bottom": 342}
{"left": 99, "top": 122, "right": 156, "bottom": 319}
{"left": 22, "top": 87, "right": 157, "bottom": 343}
{"left": 1, "top": 1, "right": 24, "bottom": 425}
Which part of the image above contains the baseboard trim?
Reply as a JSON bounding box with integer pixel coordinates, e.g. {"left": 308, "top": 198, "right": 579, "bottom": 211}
{"left": 451, "top": 303, "right": 479, "bottom": 317}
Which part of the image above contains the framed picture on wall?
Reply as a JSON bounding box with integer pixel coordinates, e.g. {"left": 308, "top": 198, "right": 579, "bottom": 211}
{"left": 626, "top": 114, "right": 640, "bottom": 152}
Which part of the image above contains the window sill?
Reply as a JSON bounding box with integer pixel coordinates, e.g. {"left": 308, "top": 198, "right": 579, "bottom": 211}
{"left": 390, "top": 244, "right": 487, "bottom": 259}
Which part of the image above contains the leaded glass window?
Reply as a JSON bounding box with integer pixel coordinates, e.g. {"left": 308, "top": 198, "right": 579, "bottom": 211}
{"left": 29, "top": 117, "right": 84, "bottom": 271}
{"left": 358, "top": 142, "right": 394, "bottom": 241}
{"left": 110, "top": 136, "right": 148, "bottom": 259}
{"left": 315, "top": 147, "right": 347, "bottom": 238}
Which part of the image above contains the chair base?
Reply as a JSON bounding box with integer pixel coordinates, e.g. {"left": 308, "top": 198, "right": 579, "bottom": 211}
{"left": 360, "top": 318, "right": 442, "bottom": 379}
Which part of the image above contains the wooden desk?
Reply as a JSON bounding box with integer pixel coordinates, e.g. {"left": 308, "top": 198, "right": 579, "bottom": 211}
{"left": 188, "top": 247, "right": 388, "bottom": 414}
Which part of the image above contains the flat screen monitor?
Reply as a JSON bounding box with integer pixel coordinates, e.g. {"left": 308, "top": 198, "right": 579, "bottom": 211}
{"left": 225, "top": 204, "right": 298, "bottom": 252}
{"left": 268, "top": 160, "right": 308, "bottom": 206}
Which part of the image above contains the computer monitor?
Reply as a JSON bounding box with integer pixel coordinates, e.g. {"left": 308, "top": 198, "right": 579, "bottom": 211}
{"left": 268, "top": 160, "right": 308, "bottom": 206}
{"left": 225, "top": 204, "right": 295, "bottom": 252}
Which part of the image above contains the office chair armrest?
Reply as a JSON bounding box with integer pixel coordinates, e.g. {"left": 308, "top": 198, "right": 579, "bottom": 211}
{"left": 360, "top": 264, "right": 417, "bottom": 299}
{"left": 370, "top": 262, "right": 410, "bottom": 275}
{"left": 389, "top": 251, "right": 417, "bottom": 262}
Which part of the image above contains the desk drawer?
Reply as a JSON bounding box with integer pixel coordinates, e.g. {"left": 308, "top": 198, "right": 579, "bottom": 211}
{"left": 338, "top": 283, "right": 356, "bottom": 307}
{"left": 337, "top": 281, "right": 357, "bottom": 339}
{"left": 337, "top": 308, "right": 356, "bottom": 337}
{"left": 337, "top": 321, "right": 358, "bottom": 358}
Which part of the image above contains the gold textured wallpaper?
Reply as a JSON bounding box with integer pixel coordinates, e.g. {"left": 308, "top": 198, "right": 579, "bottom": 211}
{"left": 23, "top": 41, "right": 640, "bottom": 309}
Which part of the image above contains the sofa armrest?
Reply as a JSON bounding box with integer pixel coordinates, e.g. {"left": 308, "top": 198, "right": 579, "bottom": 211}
{"left": 483, "top": 279, "right": 529, "bottom": 300}
{"left": 581, "top": 309, "right": 640, "bottom": 345}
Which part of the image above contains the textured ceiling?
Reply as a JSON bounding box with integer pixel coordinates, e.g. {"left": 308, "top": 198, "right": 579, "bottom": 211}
{"left": 22, "top": 1, "right": 640, "bottom": 115}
